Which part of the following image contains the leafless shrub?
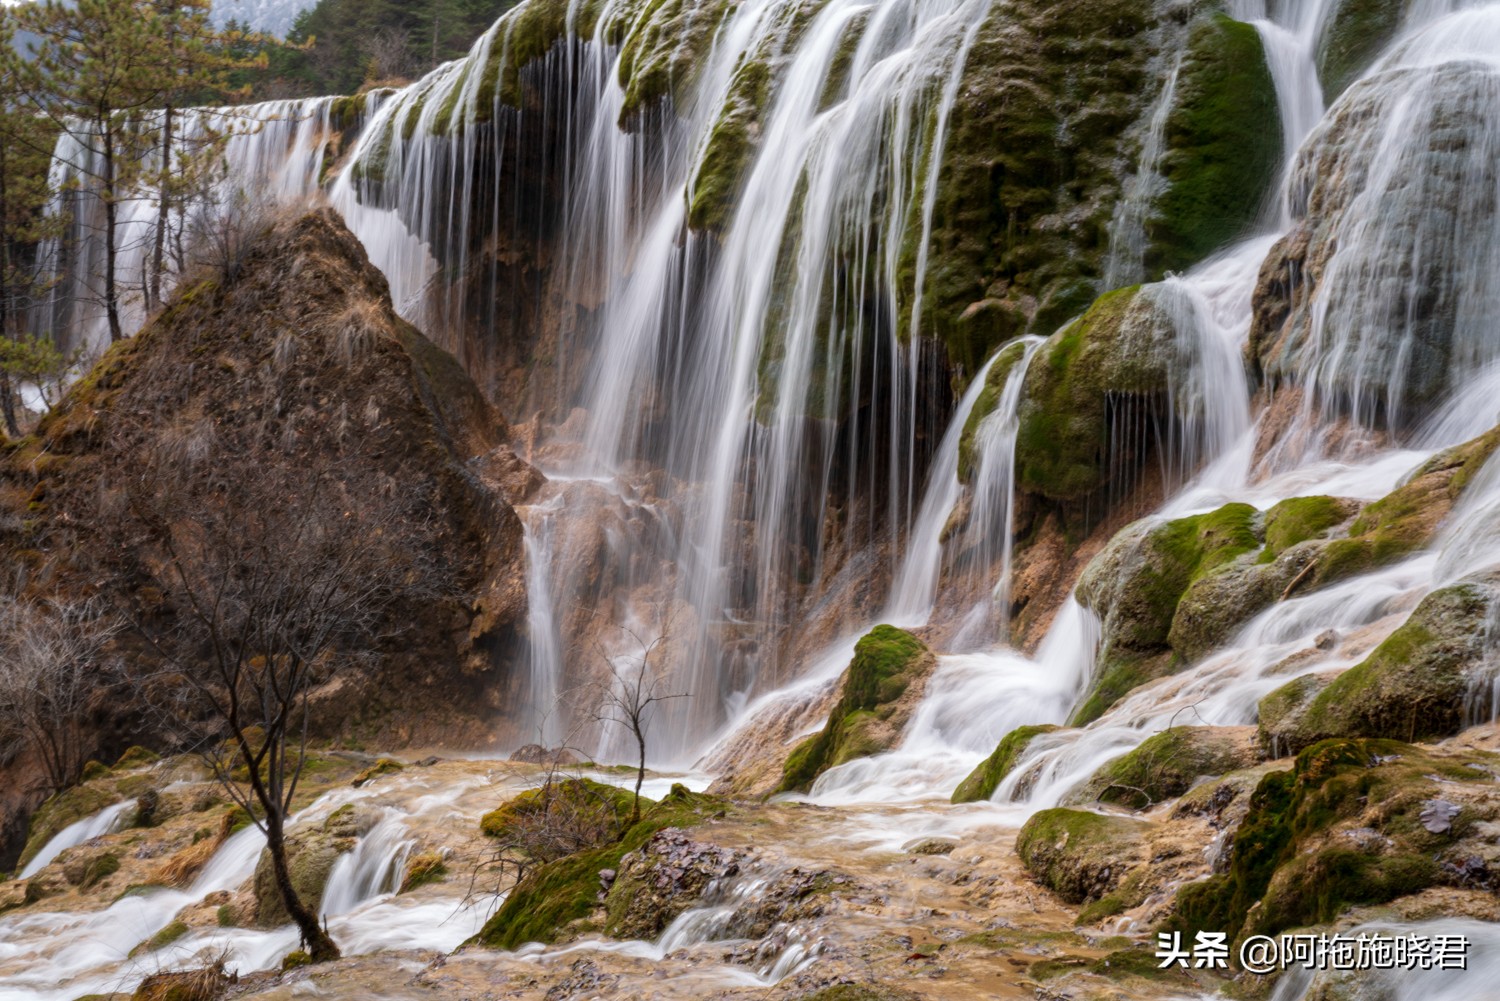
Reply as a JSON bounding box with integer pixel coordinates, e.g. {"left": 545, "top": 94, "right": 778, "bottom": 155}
{"left": 0, "top": 596, "right": 121, "bottom": 792}
{"left": 333, "top": 299, "right": 386, "bottom": 366}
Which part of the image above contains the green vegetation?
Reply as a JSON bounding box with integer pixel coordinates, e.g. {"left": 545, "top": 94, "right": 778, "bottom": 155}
{"left": 479, "top": 777, "right": 636, "bottom": 841}
{"left": 951, "top": 724, "right": 1058, "bottom": 803}
{"left": 1169, "top": 738, "right": 1484, "bottom": 944}
{"left": 146, "top": 919, "right": 189, "bottom": 951}
{"left": 1316, "top": 0, "right": 1403, "bottom": 104}
{"left": 688, "top": 55, "right": 771, "bottom": 230}
{"left": 1016, "top": 807, "right": 1148, "bottom": 905}
{"left": 1014, "top": 286, "right": 1180, "bottom": 505}
{"left": 1259, "top": 583, "right": 1493, "bottom": 754}
{"left": 777, "top": 625, "right": 933, "bottom": 793}
{"left": 399, "top": 851, "right": 448, "bottom": 892}
{"left": 1073, "top": 503, "right": 1260, "bottom": 724}
{"left": 351, "top": 757, "right": 404, "bottom": 787}
{"left": 1080, "top": 727, "right": 1257, "bottom": 808}
{"left": 475, "top": 784, "right": 728, "bottom": 949}
{"left": 1147, "top": 14, "right": 1281, "bottom": 275}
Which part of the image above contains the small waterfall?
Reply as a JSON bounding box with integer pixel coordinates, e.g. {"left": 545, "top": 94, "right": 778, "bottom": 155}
{"left": 948, "top": 336, "right": 1044, "bottom": 649}
{"left": 17, "top": 800, "right": 136, "bottom": 879}
{"left": 1103, "top": 58, "right": 1181, "bottom": 288}
{"left": 884, "top": 348, "right": 1009, "bottom": 628}
{"left": 519, "top": 497, "right": 565, "bottom": 747}
{"left": 320, "top": 810, "right": 415, "bottom": 916}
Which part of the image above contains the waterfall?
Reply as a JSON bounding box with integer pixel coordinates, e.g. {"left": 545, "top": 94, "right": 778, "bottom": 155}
{"left": 17, "top": 800, "right": 135, "bottom": 880}
{"left": 319, "top": 811, "right": 415, "bottom": 916}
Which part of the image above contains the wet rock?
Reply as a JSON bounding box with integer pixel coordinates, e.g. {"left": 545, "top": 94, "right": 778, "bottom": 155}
{"left": 61, "top": 848, "right": 120, "bottom": 890}
{"left": 1016, "top": 808, "right": 1150, "bottom": 905}
{"left": 1250, "top": 61, "right": 1500, "bottom": 429}
{"left": 1071, "top": 726, "right": 1261, "bottom": 809}
{"left": 508, "top": 744, "right": 582, "bottom": 767}
{"left": 1258, "top": 581, "right": 1497, "bottom": 754}
{"left": 351, "top": 757, "right": 404, "bottom": 787}
{"left": 602, "top": 828, "right": 743, "bottom": 939}
{"left": 1073, "top": 503, "right": 1260, "bottom": 723}
{"left": 902, "top": 837, "right": 958, "bottom": 856}
{"left": 1420, "top": 799, "right": 1461, "bottom": 835}
{"left": 726, "top": 866, "right": 866, "bottom": 939}
{"left": 778, "top": 626, "right": 936, "bottom": 793}
{"left": 951, "top": 724, "right": 1060, "bottom": 804}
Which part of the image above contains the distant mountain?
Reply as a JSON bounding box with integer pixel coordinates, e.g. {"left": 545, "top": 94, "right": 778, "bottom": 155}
{"left": 211, "top": 0, "right": 312, "bottom": 37}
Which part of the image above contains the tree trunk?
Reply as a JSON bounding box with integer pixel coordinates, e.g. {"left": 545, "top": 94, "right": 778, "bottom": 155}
{"left": 148, "top": 104, "right": 173, "bottom": 312}
{"left": 632, "top": 729, "right": 645, "bottom": 827}
{"left": 265, "top": 815, "right": 341, "bottom": 962}
{"left": 101, "top": 134, "right": 123, "bottom": 343}
{"left": 0, "top": 156, "right": 18, "bottom": 437}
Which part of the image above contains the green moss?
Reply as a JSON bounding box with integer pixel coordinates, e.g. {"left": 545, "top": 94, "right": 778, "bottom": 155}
{"left": 17, "top": 785, "right": 114, "bottom": 871}
{"left": 479, "top": 778, "right": 637, "bottom": 844}
{"left": 911, "top": 0, "right": 1159, "bottom": 371}
{"left": 351, "top": 757, "right": 404, "bottom": 787}
{"left": 1073, "top": 503, "right": 1260, "bottom": 723}
{"left": 952, "top": 724, "right": 1059, "bottom": 803}
{"left": 79, "top": 852, "right": 120, "bottom": 889}
{"left": 281, "top": 949, "right": 312, "bottom": 971}
{"left": 687, "top": 56, "right": 771, "bottom": 231}
{"left": 146, "top": 919, "right": 189, "bottom": 952}
{"left": 1316, "top": 0, "right": 1403, "bottom": 104}
{"left": 80, "top": 760, "right": 110, "bottom": 782}
{"left": 399, "top": 851, "right": 448, "bottom": 892}
{"left": 1169, "top": 737, "right": 1477, "bottom": 944}
{"left": 1016, "top": 808, "right": 1149, "bottom": 905}
{"left": 112, "top": 746, "right": 160, "bottom": 771}
{"left": 1258, "top": 495, "right": 1354, "bottom": 563}
{"left": 475, "top": 785, "right": 729, "bottom": 949}
{"left": 778, "top": 626, "right": 932, "bottom": 792}
{"left": 615, "top": 0, "right": 737, "bottom": 123}
{"left": 1271, "top": 583, "right": 1492, "bottom": 753}
{"left": 1086, "top": 727, "right": 1255, "bottom": 808}
{"left": 1146, "top": 14, "right": 1282, "bottom": 275}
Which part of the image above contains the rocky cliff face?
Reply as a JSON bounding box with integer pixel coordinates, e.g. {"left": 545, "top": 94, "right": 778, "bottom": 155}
{"left": 0, "top": 209, "right": 534, "bottom": 867}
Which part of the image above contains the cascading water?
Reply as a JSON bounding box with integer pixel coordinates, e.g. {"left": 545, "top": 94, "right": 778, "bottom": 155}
{"left": 16, "top": 800, "right": 135, "bottom": 880}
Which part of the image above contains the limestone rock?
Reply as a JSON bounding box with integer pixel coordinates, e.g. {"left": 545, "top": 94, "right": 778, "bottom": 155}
{"left": 602, "top": 828, "right": 744, "bottom": 939}
{"left": 1016, "top": 807, "right": 1150, "bottom": 905}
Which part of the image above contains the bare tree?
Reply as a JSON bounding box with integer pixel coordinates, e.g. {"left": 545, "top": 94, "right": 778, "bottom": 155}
{"left": 124, "top": 436, "right": 444, "bottom": 963}
{"left": 360, "top": 27, "right": 413, "bottom": 83}
{"left": 586, "top": 623, "right": 688, "bottom": 827}
{"left": 0, "top": 596, "right": 120, "bottom": 793}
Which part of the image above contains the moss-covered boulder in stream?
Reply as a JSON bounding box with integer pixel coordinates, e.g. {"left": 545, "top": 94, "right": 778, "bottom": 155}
{"left": 951, "top": 724, "right": 1060, "bottom": 804}
{"left": 1016, "top": 808, "right": 1150, "bottom": 905}
{"left": 1258, "top": 581, "right": 1497, "bottom": 755}
{"left": 1072, "top": 503, "right": 1260, "bottom": 724}
{"left": 1145, "top": 13, "right": 1282, "bottom": 275}
{"left": 1169, "top": 737, "right": 1500, "bottom": 944}
{"left": 479, "top": 778, "right": 637, "bottom": 846}
{"left": 475, "top": 785, "right": 729, "bottom": 949}
{"left": 1071, "top": 726, "right": 1261, "bottom": 809}
{"left": 1013, "top": 285, "right": 1186, "bottom": 509}
{"left": 777, "top": 625, "right": 936, "bottom": 793}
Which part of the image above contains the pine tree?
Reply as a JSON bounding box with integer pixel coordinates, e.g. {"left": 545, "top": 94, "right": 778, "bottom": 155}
{"left": 10, "top": 0, "right": 171, "bottom": 344}
{"left": 143, "top": 2, "right": 267, "bottom": 311}
{"left": 0, "top": 10, "right": 69, "bottom": 436}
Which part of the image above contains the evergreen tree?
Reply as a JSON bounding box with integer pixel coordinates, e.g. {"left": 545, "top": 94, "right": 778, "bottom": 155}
{"left": 0, "top": 10, "right": 68, "bottom": 436}
{"left": 9, "top": 0, "right": 170, "bottom": 344}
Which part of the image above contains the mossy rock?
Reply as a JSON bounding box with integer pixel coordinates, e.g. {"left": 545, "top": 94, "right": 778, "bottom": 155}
{"left": 399, "top": 851, "right": 448, "bottom": 892}
{"left": 1258, "top": 582, "right": 1495, "bottom": 755}
{"left": 63, "top": 850, "right": 121, "bottom": 890}
{"left": 1073, "top": 503, "right": 1261, "bottom": 723}
{"left": 911, "top": 0, "right": 1163, "bottom": 373}
{"left": 1146, "top": 13, "right": 1282, "bottom": 275}
{"left": 1306, "top": 427, "right": 1500, "bottom": 590}
{"left": 777, "top": 626, "right": 936, "bottom": 793}
{"left": 1166, "top": 494, "right": 1358, "bottom": 663}
{"left": 17, "top": 784, "right": 115, "bottom": 872}
{"left": 1016, "top": 807, "right": 1150, "bottom": 905}
{"left": 687, "top": 55, "right": 769, "bottom": 231}
{"left": 112, "top": 746, "right": 160, "bottom": 771}
{"left": 351, "top": 757, "right": 404, "bottom": 787}
{"left": 1072, "top": 726, "right": 1260, "bottom": 809}
{"left": 1316, "top": 0, "right": 1404, "bottom": 104}
{"left": 479, "top": 778, "right": 637, "bottom": 847}
{"left": 1168, "top": 737, "right": 1489, "bottom": 944}
{"left": 951, "top": 724, "right": 1060, "bottom": 804}
{"left": 614, "top": 0, "right": 737, "bottom": 122}
{"left": 143, "top": 919, "right": 189, "bottom": 953}
{"left": 475, "top": 784, "right": 729, "bottom": 949}
{"left": 1014, "top": 286, "right": 1185, "bottom": 508}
